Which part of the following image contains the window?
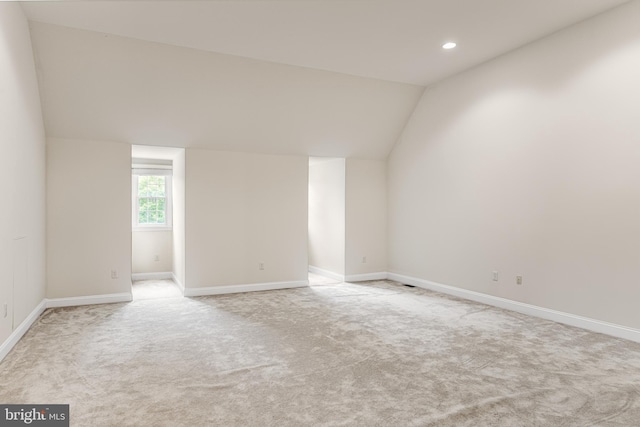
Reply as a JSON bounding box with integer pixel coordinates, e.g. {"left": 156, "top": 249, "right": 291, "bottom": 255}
{"left": 133, "top": 174, "right": 172, "bottom": 230}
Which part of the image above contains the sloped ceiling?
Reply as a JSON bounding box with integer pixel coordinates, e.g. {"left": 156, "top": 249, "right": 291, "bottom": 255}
{"left": 30, "top": 22, "right": 423, "bottom": 158}
{"left": 23, "top": 0, "right": 627, "bottom": 86}
{"left": 24, "top": 0, "right": 627, "bottom": 158}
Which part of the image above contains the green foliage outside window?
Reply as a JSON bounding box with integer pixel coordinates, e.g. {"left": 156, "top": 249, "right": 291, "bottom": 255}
{"left": 137, "top": 175, "right": 167, "bottom": 225}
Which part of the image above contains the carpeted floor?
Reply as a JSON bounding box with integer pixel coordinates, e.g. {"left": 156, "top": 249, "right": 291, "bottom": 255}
{"left": 308, "top": 272, "right": 341, "bottom": 286}
{"left": 1, "top": 279, "right": 640, "bottom": 426}
{"left": 132, "top": 279, "right": 183, "bottom": 300}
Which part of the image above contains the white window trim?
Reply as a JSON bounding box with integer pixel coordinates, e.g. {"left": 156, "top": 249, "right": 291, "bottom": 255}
{"left": 132, "top": 174, "right": 173, "bottom": 231}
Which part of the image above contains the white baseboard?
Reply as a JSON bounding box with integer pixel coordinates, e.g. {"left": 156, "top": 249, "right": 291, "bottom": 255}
{"left": 308, "top": 266, "right": 345, "bottom": 282}
{"left": 387, "top": 272, "right": 640, "bottom": 344}
{"left": 0, "top": 299, "right": 47, "bottom": 363}
{"left": 345, "top": 272, "right": 387, "bottom": 282}
{"left": 184, "top": 280, "right": 308, "bottom": 297}
{"left": 172, "top": 273, "right": 185, "bottom": 294}
{"left": 131, "top": 272, "right": 173, "bottom": 281}
{"left": 4, "top": 273, "right": 637, "bottom": 367}
{"left": 46, "top": 292, "right": 133, "bottom": 308}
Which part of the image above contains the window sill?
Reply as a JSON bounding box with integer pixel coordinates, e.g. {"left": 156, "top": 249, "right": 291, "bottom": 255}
{"left": 132, "top": 226, "right": 173, "bottom": 232}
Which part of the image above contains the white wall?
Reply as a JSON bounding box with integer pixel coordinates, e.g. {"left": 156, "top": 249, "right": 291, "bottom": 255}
{"left": 345, "top": 159, "right": 386, "bottom": 277}
{"left": 132, "top": 231, "right": 172, "bottom": 274}
{"left": 186, "top": 149, "right": 308, "bottom": 288}
{"left": 0, "top": 3, "right": 47, "bottom": 343}
{"left": 172, "top": 150, "right": 186, "bottom": 288}
{"left": 47, "top": 138, "right": 132, "bottom": 298}
{"left": 28, "top": 22, "right": 423, "bottom": 159}
{"left": 388, "top": 1, "right": 640, "bottom": 329}
{"left": 308, "top": 158, "right": 345, "bottom": 276}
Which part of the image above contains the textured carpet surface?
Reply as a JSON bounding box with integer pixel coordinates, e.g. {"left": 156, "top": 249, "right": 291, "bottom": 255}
{"left": 2, "top": 280, "right": 640, "bottom": 426}
{"left": 132, "top": 279, "right": 182, "bottom": 300}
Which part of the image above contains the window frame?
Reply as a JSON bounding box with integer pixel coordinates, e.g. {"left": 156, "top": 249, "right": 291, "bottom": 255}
{"left": 132, "top": 174, "right": 173, "bottom": 231}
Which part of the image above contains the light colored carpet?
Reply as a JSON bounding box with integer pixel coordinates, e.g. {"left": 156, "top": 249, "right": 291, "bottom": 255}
{"left": 1, "top": 279, "right": 640, "bottom": 426}
{"left": 132, "top": 279, "right": 182, "bottom": 300}
{"left": 308, "top": 272, "right": 341, "bottom": 285}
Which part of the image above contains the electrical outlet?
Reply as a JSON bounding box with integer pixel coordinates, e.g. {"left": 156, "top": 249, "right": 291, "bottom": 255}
{"left": 110, "top": 269, "right": 119, "bottom": 279}
{"left": 258, "top": 262, "right": 265, "bottom": 270}
{"left": 3, "top": 304, "right": 7, "bottom": 318}
{"left": 516, "top": 275, "right": 523, "bottom": 285}
{"left": 492, "top": 271, "right": 499, "bottom": 281}
{"left": 362, "top": 256, "right": 367, "bottom": 264}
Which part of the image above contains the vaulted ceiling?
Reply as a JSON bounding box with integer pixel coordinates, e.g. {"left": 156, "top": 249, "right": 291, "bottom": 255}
{"left": 22, "top": 0, "right": 627, "bottom": 86}
{"left": 22, "top": 0, "right": 627, "bottom": 158}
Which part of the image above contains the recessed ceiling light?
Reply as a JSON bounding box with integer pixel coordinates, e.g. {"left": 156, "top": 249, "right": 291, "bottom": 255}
{"left": 442, "top": 42, "right": 457, "bottom": 50}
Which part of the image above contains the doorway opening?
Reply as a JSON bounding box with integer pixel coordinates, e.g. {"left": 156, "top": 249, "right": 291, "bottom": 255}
{"left": 131, "top": 145, "right": 185, "bottom": 300}
{"left": 308, "top": 157, "right": 345, "bottom": 286}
